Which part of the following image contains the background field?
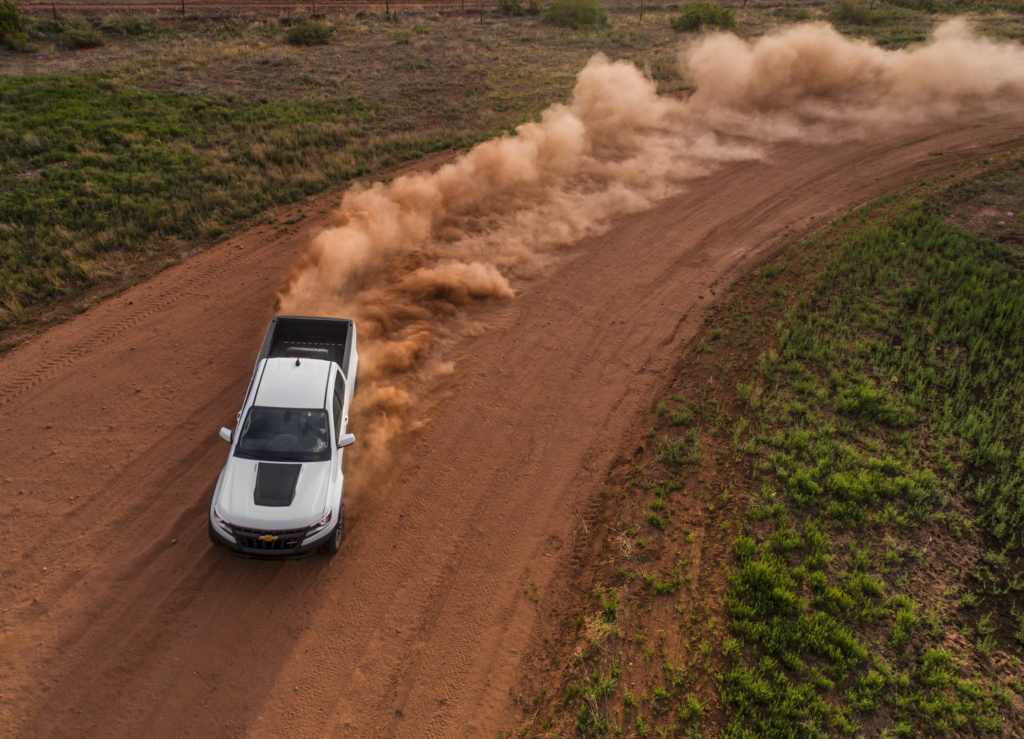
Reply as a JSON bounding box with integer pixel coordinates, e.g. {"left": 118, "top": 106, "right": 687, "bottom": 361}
{"left": 3, "top": 0, "right": 1024, "bottom": 350}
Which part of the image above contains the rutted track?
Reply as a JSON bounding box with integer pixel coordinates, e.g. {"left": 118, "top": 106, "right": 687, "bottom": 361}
{"left": 0, "top": 109, "right": 1022, "bottom": 738}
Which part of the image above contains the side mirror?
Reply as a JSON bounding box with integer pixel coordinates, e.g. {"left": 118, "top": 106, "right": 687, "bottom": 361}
{"left": 219, "top": 427, "right": 233, "bottom": 443}
{"left": 337, "top": 433, "right": 356, "bottom": 449}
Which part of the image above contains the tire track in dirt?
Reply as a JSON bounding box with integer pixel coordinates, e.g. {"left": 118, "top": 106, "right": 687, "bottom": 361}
{"left": 0, "top": 240, "right": 279, "bottom": 410}
{"left": 0, "top": 109, "right": 1021, "bottom": 738}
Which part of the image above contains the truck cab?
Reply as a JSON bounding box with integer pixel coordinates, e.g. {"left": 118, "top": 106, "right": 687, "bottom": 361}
{"left": 208, "top": 317, "right": 358, "bottom": 558}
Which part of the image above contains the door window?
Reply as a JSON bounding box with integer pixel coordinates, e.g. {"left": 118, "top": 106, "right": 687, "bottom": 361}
{"left": 333, "top": 371, "right": 345, "bottom": 439}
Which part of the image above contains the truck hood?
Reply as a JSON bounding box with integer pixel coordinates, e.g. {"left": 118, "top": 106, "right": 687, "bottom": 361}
{"left": 215, "top": 456, "right": 333, "bottom": 530}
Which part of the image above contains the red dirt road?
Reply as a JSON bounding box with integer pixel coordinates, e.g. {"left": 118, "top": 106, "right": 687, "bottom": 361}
{"left": 1, "top": 110, "right": 1022, "bottom": 738}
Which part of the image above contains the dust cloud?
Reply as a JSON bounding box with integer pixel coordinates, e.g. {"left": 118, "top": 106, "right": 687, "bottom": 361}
{"left": 683, "top": 19, "right": 1024, "bottom": 139}
{"left": 276, "top": 19, "right": 1024, "bottom": 490}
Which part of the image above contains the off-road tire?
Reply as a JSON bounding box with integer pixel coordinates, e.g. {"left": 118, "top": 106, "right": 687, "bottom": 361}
{"left": 319, "top": 502, "right": 346, "bottom": 556}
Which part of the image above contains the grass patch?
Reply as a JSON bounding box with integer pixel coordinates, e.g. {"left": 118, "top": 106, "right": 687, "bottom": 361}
{"left": 0, "top": 75, "right": 392, "bottom": 326}
{"left": 720, "top": 159, "right": 1024, "bottom": 735}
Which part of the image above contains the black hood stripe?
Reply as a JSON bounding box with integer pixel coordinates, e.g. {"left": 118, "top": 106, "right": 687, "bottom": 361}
{"left": 255, "top": 463, "right": 301, "bottom": 507}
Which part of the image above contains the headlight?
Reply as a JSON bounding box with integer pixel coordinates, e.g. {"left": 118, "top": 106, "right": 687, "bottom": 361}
{"left": 214, "top": 507, "right": 231, "bottom": 526}
{"left": 309, "top": 509, "right": 333, "bottom": 530}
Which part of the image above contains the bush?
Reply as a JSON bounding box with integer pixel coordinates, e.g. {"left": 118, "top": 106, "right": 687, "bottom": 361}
{"left": 26, "top": 17, "right": 61, "bottom": 40}
{"left": 527, "top": 0, "right": 542, "bottom": 14}
{"left": 544, "top": 0, "right": 607, "bottom": 29}
{"left": 0, "top": 0, "right": 22, "bottom": 35}
{"left": 60, "top": 24, "right": 104, "bottom": 50}
{"left": 284, "top": 19, "right": 332, "bottom": 46}
{"left": 100, "top": 15, "right": 158, "bottom": 37}
{"left": 671, "top": 1, "right": 737, "bottom": 32}
{"left": 0, "top": 0, "right": 32, "bottom": 51}
{"left": 499, "top": 0, "right": 526, "bottom": 15}
{"left": 829, "top": 0, "right": 876, "bottom": 24}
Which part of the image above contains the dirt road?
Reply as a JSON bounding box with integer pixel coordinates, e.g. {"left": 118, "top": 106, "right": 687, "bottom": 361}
{"left": 1, "top": 109, "right": 1021, "bottom": 738}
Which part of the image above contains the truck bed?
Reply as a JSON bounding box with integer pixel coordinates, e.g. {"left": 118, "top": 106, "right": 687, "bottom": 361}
{"left": 257, "top": 316, "right": 356, "bottom": 377}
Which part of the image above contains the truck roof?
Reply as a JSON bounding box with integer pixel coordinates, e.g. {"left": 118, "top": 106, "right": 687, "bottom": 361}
{"left": 253, "top": 357, "right": 332, "bottom": 409}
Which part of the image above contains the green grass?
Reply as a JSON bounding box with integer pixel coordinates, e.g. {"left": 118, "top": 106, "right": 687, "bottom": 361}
{"left": 720, "top": 161, "right": 1024, "bottom": 735}
{"left": 0, "top": 75, "right": 396, "bottom": 322}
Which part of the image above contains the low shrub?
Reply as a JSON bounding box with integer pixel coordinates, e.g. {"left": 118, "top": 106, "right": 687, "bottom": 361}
{"left": 100, "top": 15, "right": 159, "bottom": 37}
{"left": 0, "top": 0, "right": 22, "bottom": 35}
{"left": 499, "top": 0, "right": 526, "bottom": 15}
{"left": 829, "top": 0, "right": 877, "bottom": 24}
{"left": 0, "top": 0, "right": 32, "bottom": 51}
{"left": 671, "top": 1, "right": 737, "bottom": 32}
{"left": 284, "top": 19, "right": 332, "bottom": 46}
{"left": 544, "top": 0, "right": 607, "bottom": 29}
{"left": 26, "top": 17, "right": 61, "bottom": 40}
{"left": 60, "top": 24, "right": 104, "bottom": 50}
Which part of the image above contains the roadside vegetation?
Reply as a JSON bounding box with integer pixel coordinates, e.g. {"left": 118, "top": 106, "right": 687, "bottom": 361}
{"left": 518, "top": 153, "right": 1024, "bottom": 736}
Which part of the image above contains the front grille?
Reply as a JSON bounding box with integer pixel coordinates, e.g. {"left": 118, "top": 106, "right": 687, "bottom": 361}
{"left": 231, "top": 524, "right": 309, "bottom": 551}
{"left": 232, "top": 524, "right": 309, "bottom": 536}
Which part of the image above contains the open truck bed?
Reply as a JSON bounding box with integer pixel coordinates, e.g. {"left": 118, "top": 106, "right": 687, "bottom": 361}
{"left": 256, "top": 316, "right": 356, "bottom": 379}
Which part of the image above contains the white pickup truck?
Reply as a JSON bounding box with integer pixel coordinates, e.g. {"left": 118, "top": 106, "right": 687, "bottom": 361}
{"left": 208, "top": 316, "right": 358, "bottom": 558}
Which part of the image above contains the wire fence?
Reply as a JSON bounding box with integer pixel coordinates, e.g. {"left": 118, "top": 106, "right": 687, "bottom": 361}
{"left": 15, "top": 0, "right": 694, "bottom": 17}
{"left": 14, "top": 0, "right": 527, "bottom": 15}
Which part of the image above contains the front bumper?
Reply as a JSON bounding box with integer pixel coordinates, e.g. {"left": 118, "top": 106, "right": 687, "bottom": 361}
{"left": 208, "top": 516, "right": 335, "bottom": 559}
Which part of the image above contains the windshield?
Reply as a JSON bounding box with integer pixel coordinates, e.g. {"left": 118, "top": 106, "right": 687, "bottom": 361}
{"left": 235, "top": 406, "right": 331, "bottom": 462}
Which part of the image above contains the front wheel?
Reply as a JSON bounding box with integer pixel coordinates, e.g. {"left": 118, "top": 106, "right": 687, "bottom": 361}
{"left": 319, "top": 503, "right": 346, "bottom": 556}
{"left": 208, "top": 520, "right": 224, "bottom": 547}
